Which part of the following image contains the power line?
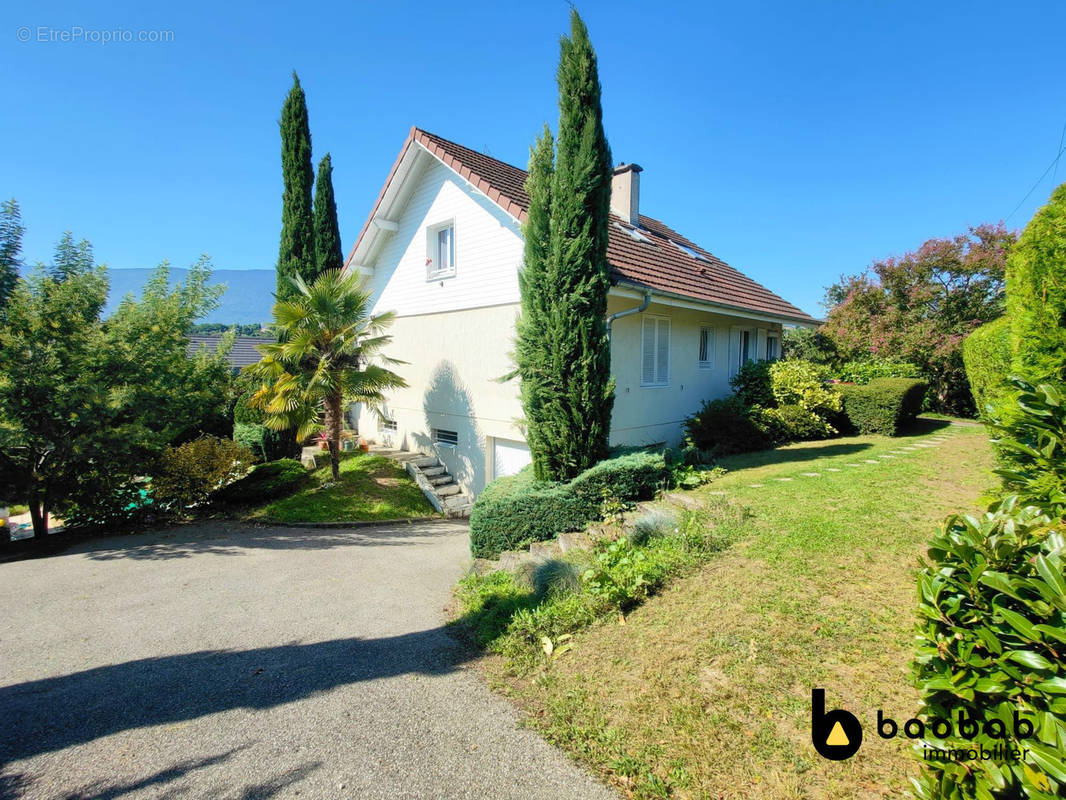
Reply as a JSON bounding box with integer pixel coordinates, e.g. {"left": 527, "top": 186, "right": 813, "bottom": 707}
{"left": 1006, "top": 138, "right": 1066, "bottom": 223}
{"left": 1053, "top": 119, "right": 1066, "bottom": 187}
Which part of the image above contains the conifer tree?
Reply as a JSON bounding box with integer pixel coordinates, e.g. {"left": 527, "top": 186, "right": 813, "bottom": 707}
{"left": 1007, "top": 182, "right": 1066, "bottom": 384}
{"left": 313, "top": 153, "right": 344, "bottom": 274}
{"left": 277, "top": 73, "right": 316, "bottom": 301}
{"left": 515, "top": 10, "right": 614, "bottom": 481}
{"left": 0, "top": 198, "right": 23, "bottom": 313}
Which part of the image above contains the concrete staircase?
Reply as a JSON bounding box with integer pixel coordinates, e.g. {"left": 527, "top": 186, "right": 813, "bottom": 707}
{"left": 373, "top": 448, "right": 474, "bottom": 518}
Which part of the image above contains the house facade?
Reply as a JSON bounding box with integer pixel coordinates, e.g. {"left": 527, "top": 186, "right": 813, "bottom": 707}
{"left": 346, "top": 128, "right": 816, "bottom": 497}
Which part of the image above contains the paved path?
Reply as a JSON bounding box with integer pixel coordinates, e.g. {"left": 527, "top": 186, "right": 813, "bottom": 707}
{"left": 0, "top": 521, "right": 615, "bottom": 800}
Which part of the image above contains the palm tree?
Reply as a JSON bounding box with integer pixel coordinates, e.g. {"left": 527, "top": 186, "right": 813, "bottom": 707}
{"left": 249, "top": 269, "right": 406, "bottom": 481}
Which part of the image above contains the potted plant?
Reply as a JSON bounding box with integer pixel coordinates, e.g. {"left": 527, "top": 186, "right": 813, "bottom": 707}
{"left": 316, "top": 432, "right": 329, "bottom": 451}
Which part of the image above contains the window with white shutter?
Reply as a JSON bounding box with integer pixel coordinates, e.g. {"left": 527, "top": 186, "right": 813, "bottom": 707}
{"left": 641, "top": 315, "right": 670, "bottom": 387}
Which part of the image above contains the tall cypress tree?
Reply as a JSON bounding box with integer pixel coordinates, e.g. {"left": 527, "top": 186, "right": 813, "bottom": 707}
{"left": 515, "top": 126, "right": 556, "bottom": 480}
{"left": 313, "top": 153, "right": 344, "bottom": 274}
{"left": 278, "top": 73, "right": 316, "bottom": 301}
{"left": 516, "top": 10, "right": 614, "bottom": 481}
{"left": 0, "top": 198, "right": 23, "bottom": 313}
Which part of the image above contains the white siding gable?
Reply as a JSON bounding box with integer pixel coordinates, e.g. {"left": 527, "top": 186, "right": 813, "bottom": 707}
{"left": 364, "top": 157, "right": 524, "bottom": 317}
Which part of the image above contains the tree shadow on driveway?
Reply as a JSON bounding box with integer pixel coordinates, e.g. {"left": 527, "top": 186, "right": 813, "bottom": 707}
{"left": 0, "top": 629, "right": 472, "bottom": 766}
{"left": 59, "top": 520, "right": 467, "bottom": 562}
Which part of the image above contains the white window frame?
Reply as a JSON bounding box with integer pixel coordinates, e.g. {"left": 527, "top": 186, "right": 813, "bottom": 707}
{"left": 641, "top": 314, "right": 671, "bottom": 388}
{"left": 380, "top": 418, "right": 397, "bottom": 432}
{"left": 426, "top": 220, "right": 456, "bottom": 280}
{"left": 698, "top": 326, "right": 715, "bottom": 369}
{"left": 766, "top": 333, "right": 780, "bottom": 361}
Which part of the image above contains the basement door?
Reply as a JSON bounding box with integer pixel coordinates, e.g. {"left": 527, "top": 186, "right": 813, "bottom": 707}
{"left": 492, "top": 439, "right": 531, "bottom": 481}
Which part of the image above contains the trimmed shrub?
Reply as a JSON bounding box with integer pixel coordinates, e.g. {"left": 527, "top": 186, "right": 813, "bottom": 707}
{"left": 684, "top": 395, "right": 771, "bottom": 455}
{"left": 834, "top": 358, "right": 920, "bottom": 385}
{"left": 962, "top": 315, "right": 1013, "bottom": 422}
{"left": 730, "top": 360, "right": 774, "bottom": 408}
{"left": 755, "top": 403, "right": 836, "bottom": 443}
{"left": 912, "top": 497, "right": 1066, "bottom": 799}
{"left": 768, "top": 360, "right": 841, "bottom": 418}
{"left": 469, "top": 469, "right": 590, "bottom": 560}
{"left": 1006, "top": 182, "right": 1066, "bottom": 386}
{"left": 569, "top": 451, "right": 668, "bottom": 508}
{"left": 212, "top": 458, "right": 309, "bottom": 506}
{"left": 838, "top": 377, "right": 928, "bottom": 435}
{"left": 153, "top": 436, "right": 254, "bottom": 509}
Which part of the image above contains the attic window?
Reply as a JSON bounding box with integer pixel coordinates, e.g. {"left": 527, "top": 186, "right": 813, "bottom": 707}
{"left": 614, "top": 221, "right": 651, "bottom": 244}
{"left": 672, "top": 240, "right": 710, "bottom": 262}
{"left": 426, "top": 221, "right": 456, "bottom": 279}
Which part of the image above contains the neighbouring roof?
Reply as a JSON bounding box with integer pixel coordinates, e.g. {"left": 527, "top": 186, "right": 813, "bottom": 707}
{"left": 187, "top": 335, "right": 274, "bottom": 370}
{"left": 347, "top": 127, "right": 817, "bottom": 325}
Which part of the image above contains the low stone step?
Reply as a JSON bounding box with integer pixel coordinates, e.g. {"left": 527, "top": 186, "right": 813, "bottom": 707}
{"left": 558, "top": 531, "right": 593, "bottom": 553}
{"left": 498, "top": 550, "right": 521, "bottom": 571}
{"left": 421, "top": 466, "right": 447, "bottom": 478}
{"left": 664, "top": 492, "right": 700, "bottom": 509}
{"left": 435, "top": 484, "right": 461, "bottom": 497}
{"left": 471, "top": 558, "right": 498, "bottom": 576}
{"left": 429, "top": 475, "right": 454, "bottom": 487}
{"left": 411, "top": 456, "right": 439, "bottom": 468}
{"left": 528, "top": 540, "right": 561, "bottom": 560}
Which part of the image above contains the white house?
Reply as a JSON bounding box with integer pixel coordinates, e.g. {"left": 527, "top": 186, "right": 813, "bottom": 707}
{"left": 345, "top": 127, "right": 816, "bottom": 504}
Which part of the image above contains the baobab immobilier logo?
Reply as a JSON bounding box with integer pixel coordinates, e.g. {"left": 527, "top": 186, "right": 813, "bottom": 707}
{"left": 811, "top": 689, "right": 1035, "bottom": 763}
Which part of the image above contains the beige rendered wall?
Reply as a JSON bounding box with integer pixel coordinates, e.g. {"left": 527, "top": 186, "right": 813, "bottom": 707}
{"left": 607, "top": 295, "right": 782, "bottom": 449}
{"left": 356, "top": 303, "right": 524, "bottom": 495}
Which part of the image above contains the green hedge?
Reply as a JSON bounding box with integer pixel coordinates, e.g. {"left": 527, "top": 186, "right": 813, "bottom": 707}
{"left": 683, "top": 395, "right": 771, "bottom": 455}
{"left": 838, "top": 377, "right": 928, "bottom": 435}
{"left": 211, "top": 458, "right": 309, "bottom": 505}
{"left": 913, "top": 498, "right": 1066, "bottom": 799}
{"left": 962, "top": 316, "right": 1012, "bottom": 422}
{"left": 469, "top": 468, "right": 591, "bottom": 559}
{"left": 469, "top": 452, "right": 670, "bottom": 560}
{"left": 569, "top": 451, "right": 668, "bottom": 507}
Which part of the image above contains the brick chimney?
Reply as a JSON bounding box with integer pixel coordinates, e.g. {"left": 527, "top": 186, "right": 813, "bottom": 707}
{"left": 610, "top": 163, "right": 642, "bottom": 225}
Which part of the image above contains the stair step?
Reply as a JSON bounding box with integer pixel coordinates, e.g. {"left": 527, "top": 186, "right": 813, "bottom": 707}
{"left": 411, "top": 456, "right": 439, "bottom": 468}
{"left": 435, "top": 484, "right": 461, "bottom": 497}
{"left": 528, "top": 540, "right": 561, "bottom": 560}
{"left": 498, "top": 550, "right": 521, "bottom": 571}
{"left": 558, "top": 531, "right": 593, "bottom": 553}
{"left": 429, "top": 475, "right": 454, "bottom": 487}
{"left": 421, "top": 466, "right": 447, "bottom": 477}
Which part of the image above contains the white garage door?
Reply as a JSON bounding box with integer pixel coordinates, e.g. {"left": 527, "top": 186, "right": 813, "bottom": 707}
{"left": 492, "top": 439, "right": 531, "bottom": 481}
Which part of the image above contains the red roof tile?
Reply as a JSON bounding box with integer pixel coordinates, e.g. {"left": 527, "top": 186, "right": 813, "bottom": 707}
{"left": 348, "top": 128, "right": 816, "bottom": 325}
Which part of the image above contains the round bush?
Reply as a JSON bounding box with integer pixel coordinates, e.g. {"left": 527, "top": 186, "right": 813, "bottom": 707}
{"left": 684, "top": 395, "right": 771, "bottom": 455}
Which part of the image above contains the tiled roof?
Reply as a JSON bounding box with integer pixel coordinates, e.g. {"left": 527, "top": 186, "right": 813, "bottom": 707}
{"left": 187, "top": 335, "right": 274, "bottom": 370}
{"left": 349, "top": 127, "right": 816, "bottom": 325}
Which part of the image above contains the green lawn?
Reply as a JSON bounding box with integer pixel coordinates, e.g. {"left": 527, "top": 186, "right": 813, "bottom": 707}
{"left": 249, "top": 453, "right": 437, "bottom": 523}
{"left": 465, "top": 420, "right": 997, "bottom": 799}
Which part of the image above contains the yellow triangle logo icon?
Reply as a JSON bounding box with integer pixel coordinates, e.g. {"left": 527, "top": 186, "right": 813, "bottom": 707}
{"left": 826, "top": 721, "right": 849, "bottom": 747}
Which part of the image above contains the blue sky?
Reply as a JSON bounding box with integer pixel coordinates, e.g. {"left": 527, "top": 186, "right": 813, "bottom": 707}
{"left": 3, "top": 0, "right": 1064, "bottom": 317}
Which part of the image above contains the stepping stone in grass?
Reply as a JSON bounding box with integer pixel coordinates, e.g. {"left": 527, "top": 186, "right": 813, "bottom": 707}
{"left": 801, "top": 472, "right": 821, "bottom": 477}
{"left": 879, "top": 455, "right": 896, "bottom": 459}
{"left": 863, "top": 459, "right": 880, "bottom": 464}
{"left": 846, "top": 463, "right": 864, "bottom": 468}
{"left": 775, "top": 477, "right": 794, "bottom": 482}
{"left": 825, "top": 468, "right": 842, "bottom": 472}
{"left": 901, "top": 447, "right": 917, "bottom": 451}
{"left": 748, "top": 483, "right": 764, "bottom": 488}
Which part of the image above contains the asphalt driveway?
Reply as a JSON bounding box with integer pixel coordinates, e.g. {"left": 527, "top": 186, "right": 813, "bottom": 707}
{"left": 0, "top": 521, "right": 614, "bottom": 799}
